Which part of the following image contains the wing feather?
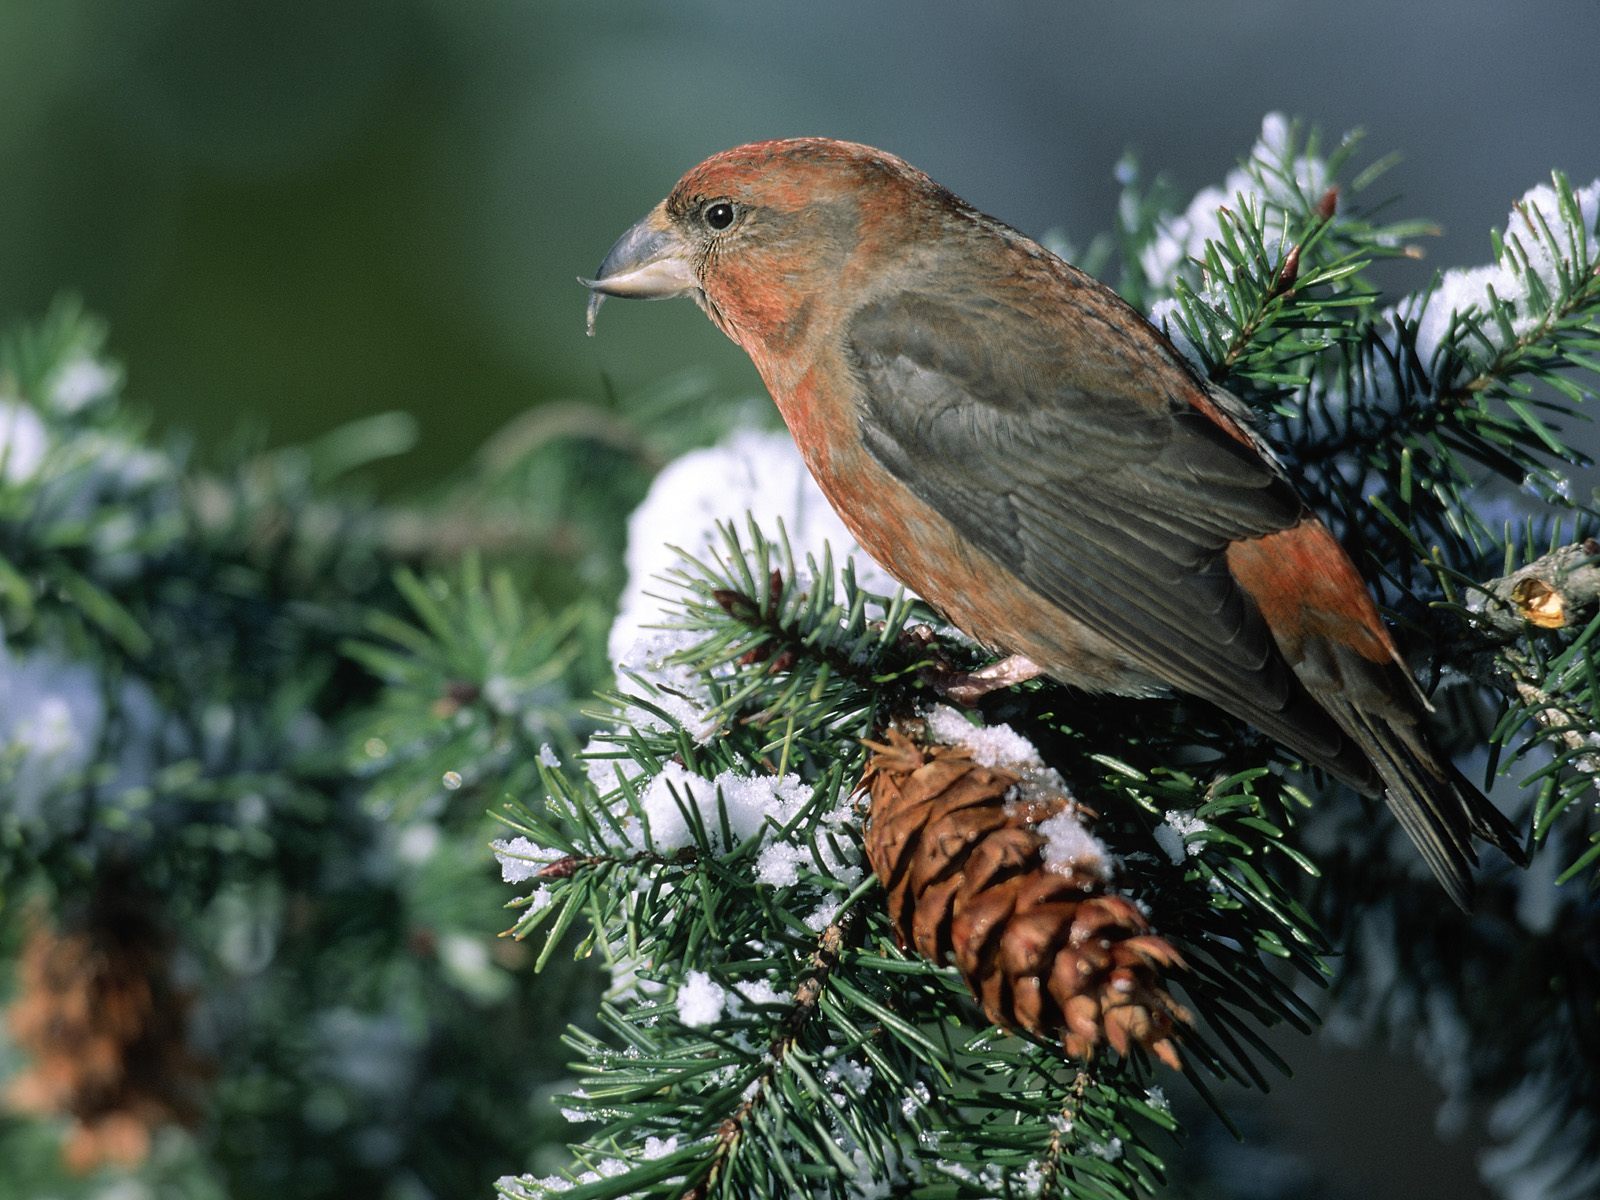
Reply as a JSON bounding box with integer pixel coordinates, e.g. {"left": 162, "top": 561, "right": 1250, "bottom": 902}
{"left": 847, "top": 288, "right": 1359, "bottom": 774}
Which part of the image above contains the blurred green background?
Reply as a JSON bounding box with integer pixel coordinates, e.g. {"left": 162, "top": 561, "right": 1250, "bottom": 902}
{"left": 3, "top": 0, "right": 1598, "bottom": 490}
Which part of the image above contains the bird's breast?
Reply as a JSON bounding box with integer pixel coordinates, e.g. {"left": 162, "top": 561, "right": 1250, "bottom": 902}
{"left": 760, "top": 361, "right": 1164, "bottom": 695}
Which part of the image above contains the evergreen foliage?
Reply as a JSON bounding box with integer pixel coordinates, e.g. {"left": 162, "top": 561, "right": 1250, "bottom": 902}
{"left": 0, "top": 302, "right": 709, "bottom": 1197}
{"left": 1, "top": 116, "right": 1597, "bottom": 1200}
{"left": 495, "top": 117, "right": 1600, "bottom": 1199}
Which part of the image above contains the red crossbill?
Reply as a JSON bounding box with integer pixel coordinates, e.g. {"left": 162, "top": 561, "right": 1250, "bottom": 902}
{"left": 583, "top": 137, "right": 1523, "bottom": 907}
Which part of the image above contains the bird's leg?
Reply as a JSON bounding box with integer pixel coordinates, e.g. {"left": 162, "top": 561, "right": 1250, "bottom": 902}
{"left": 930, "top": 654, "right": 1044, "bottom": 706}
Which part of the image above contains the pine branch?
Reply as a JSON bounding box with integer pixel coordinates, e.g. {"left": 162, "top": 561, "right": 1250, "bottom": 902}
{"left": 1443, "top": 538, "right": 1600, "bottom": 876}
{"left": 1444, "top": 252, "right": 1600, "bottom": 400}
{"left": 1203, "top": 192, "right": 1325, "bottom": 383}
{"left": 0, "top": 298, "right": 605, "bottom": 1196}
{"left": 680, "top": 918, "right": 852, "bottom": 1200}
{"left": 1501, "top": 652, "right": 1600, "bottom": 792}
{"left": 494, "top": 124, "right": 1600, "bottom": 1200}
{"left": 501, "top": 518, "right": 1328, "bottom": 1199}
{"left": 1471, "top": 539, "right": 1600, "bottom": 638}
{"left": 1034, "top": 1071, "right": 1092, "bottom": 1197}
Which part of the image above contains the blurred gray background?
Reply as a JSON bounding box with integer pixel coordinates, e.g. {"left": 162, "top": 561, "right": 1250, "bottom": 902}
{"left": 3, "top": 2, "right": 1596, "bottom": 1196}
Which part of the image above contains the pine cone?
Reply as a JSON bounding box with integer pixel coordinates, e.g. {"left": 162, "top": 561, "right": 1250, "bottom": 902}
{"left": 4, "top": 892, "right": 208, "bottom": 1172}
{"left": 862, "top": 729, "right": 1188, "bottom": 1068}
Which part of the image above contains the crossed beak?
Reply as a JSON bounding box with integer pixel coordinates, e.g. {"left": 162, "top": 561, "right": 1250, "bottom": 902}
{"left": 580, "top": 203, "right": 698, "bottom": 336}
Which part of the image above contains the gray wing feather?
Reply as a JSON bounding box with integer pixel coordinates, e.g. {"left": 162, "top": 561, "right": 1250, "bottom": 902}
{"left": 846, "top": 291, "right": 1354, "bottom": 771}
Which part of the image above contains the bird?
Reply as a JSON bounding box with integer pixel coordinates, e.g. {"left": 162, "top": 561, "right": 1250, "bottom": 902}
{"left": 582, "top": 137, "right": 1524, "bottom": 908}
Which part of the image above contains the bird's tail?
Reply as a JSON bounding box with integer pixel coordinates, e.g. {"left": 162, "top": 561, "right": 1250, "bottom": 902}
{"left": 1311, "top": 648, "right": 1526, "bottom": 910}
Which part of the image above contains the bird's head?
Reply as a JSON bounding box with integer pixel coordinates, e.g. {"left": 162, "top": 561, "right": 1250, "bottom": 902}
{"left": 584, "top": 138, "right": 953, "bottom": 355}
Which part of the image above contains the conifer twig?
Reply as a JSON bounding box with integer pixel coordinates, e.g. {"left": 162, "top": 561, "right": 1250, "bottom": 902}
{"left": 679, "top": 919, "right": 851, "bottom": 1200}
{"left": 1472, "top": 539, "right": 1600, "bottom": 637}
{"left": 1206, "top": 186, "right": 1334, "bottom": 384}
{"left": 1472, "top": 540, "right": 1600, "bottom": 791}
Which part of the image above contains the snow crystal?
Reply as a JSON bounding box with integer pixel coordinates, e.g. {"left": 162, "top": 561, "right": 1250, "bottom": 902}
{"left": 614, "top": 626, "right": 721, "bottom": 743}
{"left": 1407, "top": 263, "right": 1518, "bottom": 376}
{"left": 634, "top": 762, "right": 812, "bottom": 853}
{"left": 731, "top": 977, "right": 783, "bottom": 1009}
{"left": 1037, "top": 809, "right": 1109, "bottom": 880}
{"left": 492, "top": 835, "right": 554, "bottom": 884}
{"left": 804, "top": 897, "right": 843, "bottom": 932}
{"left": 756, "top": 820, "right": 863, "bottom": 888}
{"left": 1147, "top": 297, "right": 1206, "bottom": 372}
{"left": 825, "top": 1057, "right": 874, "bottom": 1096}
{"left": 847, "top": 1160, "right": 894, "bottom": 1200}
{"left": 924, "top": 704, "right": 1043, "bottom": 769}
{"left": 935, "top": 1161, "right": 1011, "bottom": 1194}
{"left": 1085, "top": 1137, "right": 1124, "bottom": 1163}
{"left": 1141, "top": 184, "right": 1230, "bottom": 289}
{"left": 538, "top": 743, "right": 561, "bottom": 768}
{"left": 509, "top": 1154, "right": 633, "bottom": 1197}
{"left": 641, "top": 1135, "right": 679, "bottom": 1160}
{"left": 810, "top": 829, "right": 864, "bottom": 885}
{"left": 1508, "top": 178, "right": 1600, "bottom": 296}
{"left": 1150, "top": 824, "right": 1186, "bottom": 864}
{"left": 925, "top": 704, "right": 1082, "bottom": 824}
{"left": 0, "top": 400, "right": 48, "bottom": 484}
{"left": 579, "top": 734, "right": 641, "bottom": 799}
{"left": 900, "top": 1079, "right": 931, "bottom": 1118}
{"left": 676, "top": 970, "right": 726, "bottom": 1027}
{"left": 1011, "top": 1162, "right": 1047, "bottom": 1198}
{"left": 1153, "top": 810, "right": 1208, "bottom": 864}
{"left": 755, "top": 840, "right": 810, "bottom": 887}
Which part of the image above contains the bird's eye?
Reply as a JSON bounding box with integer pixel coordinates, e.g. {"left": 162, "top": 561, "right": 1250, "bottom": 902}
{"left": 703, "top": 201, "right": 736, "bottom": 231}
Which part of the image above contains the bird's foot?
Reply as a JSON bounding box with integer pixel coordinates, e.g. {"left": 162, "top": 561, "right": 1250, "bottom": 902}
{"left": 924, "top": 654, "right": 1044, "bottom": 706}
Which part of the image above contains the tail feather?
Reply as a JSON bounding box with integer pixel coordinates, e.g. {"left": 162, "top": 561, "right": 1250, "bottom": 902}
{"left": 1306, "top": 644, "right": 1526, "bottom": 910}
{"left": 1340, "top": 700, "right": 1477, "bottom": 909}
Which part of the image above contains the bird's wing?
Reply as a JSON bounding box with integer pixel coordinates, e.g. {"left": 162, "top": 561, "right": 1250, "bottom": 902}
{"left": 846, "top": 286, "right": 1357, "bottom": 773}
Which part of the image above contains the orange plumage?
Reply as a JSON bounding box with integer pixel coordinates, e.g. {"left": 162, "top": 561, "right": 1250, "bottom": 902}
{"left": 585, "top": 137, "right": 1524, "bottom": 906}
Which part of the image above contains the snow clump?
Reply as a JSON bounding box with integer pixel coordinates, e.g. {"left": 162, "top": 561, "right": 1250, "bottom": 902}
{"left": 1399, "top": 177, "right": 1599, "bottom": 379}
{"left": 1140, "top": 113, "right": 1329, "bottom": 292}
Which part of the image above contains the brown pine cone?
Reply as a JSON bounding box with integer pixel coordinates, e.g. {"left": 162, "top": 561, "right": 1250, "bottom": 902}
{"left": 862, "top": 728, "right": 1188, "bottom": 1068}
{"left": 4, "top": 893, "right": 208, "bottom": 1172}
